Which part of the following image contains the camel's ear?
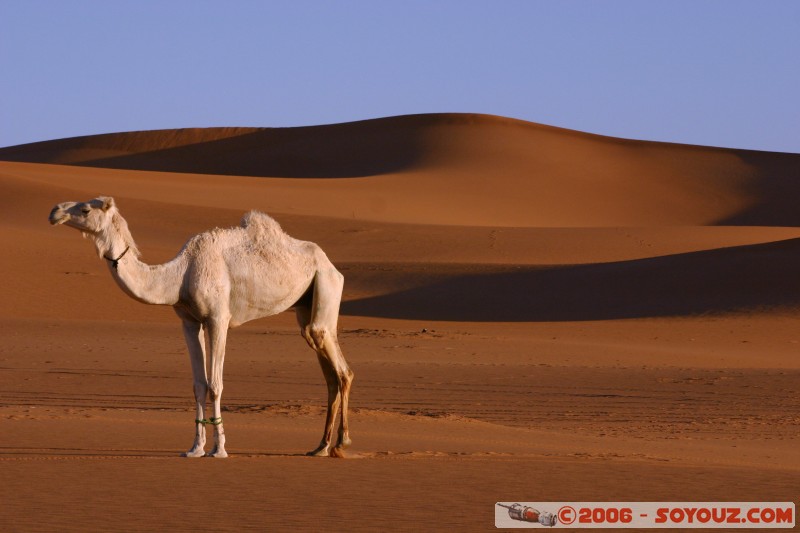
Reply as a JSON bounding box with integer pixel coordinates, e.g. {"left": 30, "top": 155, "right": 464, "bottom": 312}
{"left": 99, "top": 196, "right": 115, "bottom": 211}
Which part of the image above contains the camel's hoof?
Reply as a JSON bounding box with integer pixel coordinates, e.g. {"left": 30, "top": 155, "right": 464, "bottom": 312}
{"left": 330, "top": 447, "right": 349, "bottom": 459}
{"left": 338, "top": 436, "right": 352, "bottom": 449}
{"left": 206, "top": 448, "right": 228, "bottom": 458}
{"left": 306, "top": 445, "right": 330, "bottom": 457}
{"left": 182, "top": 449, "right": 205, "bottom": 458}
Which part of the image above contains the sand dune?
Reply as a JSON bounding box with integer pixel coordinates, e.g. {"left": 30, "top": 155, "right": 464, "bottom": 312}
{"left": 1, "top": 114, "right": 798, "bottom": 531}
{"left": 3, "top": 113, "right": 800, "bottom": 226}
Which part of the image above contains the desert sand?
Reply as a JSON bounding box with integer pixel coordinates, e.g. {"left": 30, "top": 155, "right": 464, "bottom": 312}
{"left": 0, "top": 113, "right": 798, "bottom": 531}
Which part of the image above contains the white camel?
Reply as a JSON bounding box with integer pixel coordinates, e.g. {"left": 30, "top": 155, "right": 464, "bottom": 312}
{"left": 49, "top": 196, "right": 354, "bottom": 458}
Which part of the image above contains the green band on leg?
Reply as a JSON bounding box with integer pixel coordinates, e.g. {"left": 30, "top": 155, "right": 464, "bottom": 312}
{"left": 209, "top": 417, "right": 223, "bottom": 425}
{"left": 195, "top": 417, "right": 223, "bottom": 425}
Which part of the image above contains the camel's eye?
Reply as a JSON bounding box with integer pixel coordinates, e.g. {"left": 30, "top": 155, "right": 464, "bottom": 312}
{"left": 81, "top": 207, "right": 91, "bottom": 215}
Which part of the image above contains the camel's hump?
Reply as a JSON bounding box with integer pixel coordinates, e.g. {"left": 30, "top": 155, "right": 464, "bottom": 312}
{"left": 240, "top": 210, "right": 287, "bottom": 241}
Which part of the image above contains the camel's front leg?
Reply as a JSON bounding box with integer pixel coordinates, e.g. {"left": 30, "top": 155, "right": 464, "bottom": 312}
{"left": 180, "top": 318, "right": 208, "bottom": 458}
{"left": 206, "top": 316, "right": 230, "bottom": 458}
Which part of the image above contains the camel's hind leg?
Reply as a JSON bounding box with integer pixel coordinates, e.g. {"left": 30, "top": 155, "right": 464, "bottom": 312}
{"left": 297, "top": 268, "right": 354, "bottom": 457}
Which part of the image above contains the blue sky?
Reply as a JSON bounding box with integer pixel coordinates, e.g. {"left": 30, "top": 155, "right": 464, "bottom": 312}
{"left": 2, "top": 1, "right": 799, "bottom": 152}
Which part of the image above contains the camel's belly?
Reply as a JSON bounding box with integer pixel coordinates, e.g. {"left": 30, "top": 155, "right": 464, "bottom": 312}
{"left": 226, "top": 260, "right": 315, "bottom": 327}
{"left": 227, "top": 293, "right": 300, "bottom": 327}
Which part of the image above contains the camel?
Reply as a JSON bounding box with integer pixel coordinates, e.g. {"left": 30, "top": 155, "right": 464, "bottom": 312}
{"left": 48, "top": 196, "right": 354, "bottom": 458}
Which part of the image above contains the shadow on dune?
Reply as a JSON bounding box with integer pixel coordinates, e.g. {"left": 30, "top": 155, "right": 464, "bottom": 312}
{"left": 341, "top": 238, "right": 800, "bottom": 322}
{"left": 0, "top": 116, "right": 440, "bottom": 178}
{"left": 83, "top": 125, "right": 425, "bottom": 178}
{"left": 719, "top": 151, "right": 800, "bottom": 226}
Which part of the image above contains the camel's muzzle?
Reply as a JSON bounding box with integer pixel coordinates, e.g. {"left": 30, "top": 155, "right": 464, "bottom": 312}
{"left": 49, "top": 205, "right": 69, "bottom": 225}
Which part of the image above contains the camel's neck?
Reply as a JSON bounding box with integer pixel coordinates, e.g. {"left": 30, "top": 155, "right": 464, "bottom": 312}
{"left": 95, "top": 213, "right": 185, "bottom": 306}
{"left": 109, "top": 250, "right": 185, "bottom": 306}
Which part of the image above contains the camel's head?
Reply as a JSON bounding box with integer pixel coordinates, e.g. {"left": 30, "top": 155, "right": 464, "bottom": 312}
{"left": 49, "top": 196, "right": 116, "bottom": 233}
{"left": 49, "top": 196, "right": 138, "bottom": 258}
